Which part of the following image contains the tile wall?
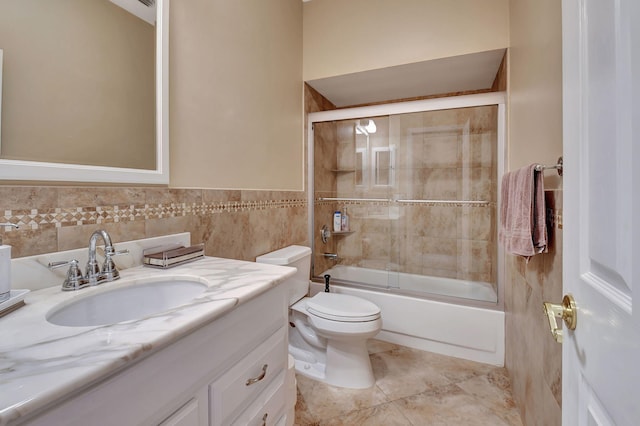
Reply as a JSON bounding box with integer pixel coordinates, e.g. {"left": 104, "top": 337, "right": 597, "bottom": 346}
{"left": 0, "top": 186, "right": 308, "bottom": 262}
{"left": 505, "top": 190, "right": 563, "bottom": 425}
{"left": 306, "top": 84, "right": 339, "bottom": 276}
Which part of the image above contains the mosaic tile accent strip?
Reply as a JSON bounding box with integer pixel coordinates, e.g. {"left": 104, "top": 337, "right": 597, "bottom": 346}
{"left": 2, "top": 199, "right": 307, "bottom": 231}
{"left": 315, "top": 198, "right": 496, "bottom": 208}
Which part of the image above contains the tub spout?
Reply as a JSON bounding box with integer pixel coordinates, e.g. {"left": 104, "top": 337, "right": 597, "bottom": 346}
{"left": 323, "top": 253, "right": 338, "bottom": 260}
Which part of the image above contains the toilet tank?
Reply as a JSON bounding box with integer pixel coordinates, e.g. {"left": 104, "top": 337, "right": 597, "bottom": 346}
{"left": 256, "top": 245, "right": 311, "bottom": 306}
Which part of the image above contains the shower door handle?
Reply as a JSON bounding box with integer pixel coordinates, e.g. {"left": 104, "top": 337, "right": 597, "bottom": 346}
{"left": 543, "top": 294, "right": 577, "bottom": 343}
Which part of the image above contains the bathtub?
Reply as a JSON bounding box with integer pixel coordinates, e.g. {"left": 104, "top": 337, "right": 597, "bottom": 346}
{"left": 311, "top": 265, "right": 504, "bottom": 366}
{"left": 321, "top": 265, "right": 497, "bottom": 302}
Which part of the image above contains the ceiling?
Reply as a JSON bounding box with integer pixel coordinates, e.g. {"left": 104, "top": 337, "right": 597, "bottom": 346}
{"left": 306, "top": 49, "right": 506, "bottom": 107}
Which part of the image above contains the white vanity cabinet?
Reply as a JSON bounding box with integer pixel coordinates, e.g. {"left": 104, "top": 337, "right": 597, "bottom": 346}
{"left": 23, "top": 285, "right": 289, "bottom": 426}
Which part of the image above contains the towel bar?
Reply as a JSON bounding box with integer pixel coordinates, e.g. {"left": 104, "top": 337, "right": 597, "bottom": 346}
{"left": 534, "top": 157, "right": 563, "bottom": 176}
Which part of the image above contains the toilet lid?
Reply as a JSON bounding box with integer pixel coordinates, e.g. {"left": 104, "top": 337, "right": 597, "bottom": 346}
{"left": 306, "top": 293, "right": 380, "bottom": 322}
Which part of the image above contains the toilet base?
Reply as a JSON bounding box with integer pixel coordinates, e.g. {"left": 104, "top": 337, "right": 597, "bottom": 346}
{"left": 288, "top": 340, "right": 376, "bottom": 389}
{"left": 324, "top": 339, "right": 376, "bottom": 389}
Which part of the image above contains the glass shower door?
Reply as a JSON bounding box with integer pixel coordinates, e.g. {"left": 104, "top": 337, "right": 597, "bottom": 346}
{"left": 311, "top": 103, "right": 500, "bottom": 303}
{"left": 390, "top": 106, "right": 498, "bottom": 302}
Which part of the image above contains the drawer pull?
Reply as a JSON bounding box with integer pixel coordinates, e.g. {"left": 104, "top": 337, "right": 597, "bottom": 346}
{"left": 261, "top": 413, "right": 268, "bottom": 426}
{"left": 245, "top": 364, "right": 268, "bottom": 386}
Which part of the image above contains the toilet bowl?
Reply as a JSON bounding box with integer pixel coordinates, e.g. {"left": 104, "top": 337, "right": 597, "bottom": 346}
{"left": 256, "top": 245, "right": 382, "bottom": 389}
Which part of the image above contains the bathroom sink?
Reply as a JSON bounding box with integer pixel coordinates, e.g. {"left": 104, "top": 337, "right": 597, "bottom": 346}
{"left": 46, "top": 279, "right": 208, "bottom": 327}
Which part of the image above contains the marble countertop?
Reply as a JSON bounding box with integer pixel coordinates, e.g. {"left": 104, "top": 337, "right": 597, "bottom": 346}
{"left": 0, "top": 256, "right": 295, "bottom": 425}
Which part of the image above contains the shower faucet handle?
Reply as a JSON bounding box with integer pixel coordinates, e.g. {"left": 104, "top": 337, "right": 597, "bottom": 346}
{"left": 324, "top": 274, "right": 331, "bottom": 292}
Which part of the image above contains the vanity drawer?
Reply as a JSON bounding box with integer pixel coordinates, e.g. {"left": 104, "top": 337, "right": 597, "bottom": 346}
{"left": 209, "top": 327, "right": 287, "bottom": 426}
{"left": 231, "top": 377, "right": 286, "bottom": 426}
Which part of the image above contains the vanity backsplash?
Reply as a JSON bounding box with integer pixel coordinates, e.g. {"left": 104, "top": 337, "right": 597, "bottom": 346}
{"left": 0, "top": 186, "right": 308, "bottom": 261}
{"left": 10, "top": 233, "right": 192, "bottom": 292}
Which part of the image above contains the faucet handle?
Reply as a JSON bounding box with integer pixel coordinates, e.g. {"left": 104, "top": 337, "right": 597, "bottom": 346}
{"left": 49, "top": 259, "right": 88, "bottom": 291}
{"left": 101, "top": 248, "right": 129, "bottom": 281}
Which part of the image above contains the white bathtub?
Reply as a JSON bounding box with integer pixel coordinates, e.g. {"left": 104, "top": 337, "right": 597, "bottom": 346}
{"left": 322, "top": 265, "right": 497, "bottom": 302}
{"left": 311, "top": 265, "right": 505, "bottom": 366}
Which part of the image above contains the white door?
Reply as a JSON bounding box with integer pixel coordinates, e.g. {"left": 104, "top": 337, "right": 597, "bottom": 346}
{"left": 562, "top": 0, "right": 640, "bottom": 425}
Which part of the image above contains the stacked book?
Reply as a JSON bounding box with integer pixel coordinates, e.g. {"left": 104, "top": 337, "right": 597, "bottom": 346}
{"left": 143, "top": 244, "right": 205, "bottom": 269}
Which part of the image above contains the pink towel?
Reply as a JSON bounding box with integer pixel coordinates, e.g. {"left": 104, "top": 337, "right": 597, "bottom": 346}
{"left": 499, "top": 164, "right": 548, "bottom": 258}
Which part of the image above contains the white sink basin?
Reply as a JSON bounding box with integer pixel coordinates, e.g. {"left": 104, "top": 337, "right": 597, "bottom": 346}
{"left": 47, "top": 279, "right": 208, "bottom": 327}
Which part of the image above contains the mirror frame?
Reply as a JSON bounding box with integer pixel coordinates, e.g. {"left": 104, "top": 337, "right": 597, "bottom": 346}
{"left": 0, "top": 0, "right": 169, "bottom": 184}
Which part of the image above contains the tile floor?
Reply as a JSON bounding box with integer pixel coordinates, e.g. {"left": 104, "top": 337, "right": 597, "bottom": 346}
{"left": 294, "top": 340, "right": 523, "bottom": 426}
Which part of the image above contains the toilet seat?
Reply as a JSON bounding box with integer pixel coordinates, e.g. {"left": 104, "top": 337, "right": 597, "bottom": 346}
{"left": 306, "top": 293, "right": 380, "bottom": 322}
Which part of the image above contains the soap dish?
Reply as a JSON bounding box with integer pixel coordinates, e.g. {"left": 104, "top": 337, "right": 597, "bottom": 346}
{"left": 0, "top": 289, "right": 30, "bottom": 318}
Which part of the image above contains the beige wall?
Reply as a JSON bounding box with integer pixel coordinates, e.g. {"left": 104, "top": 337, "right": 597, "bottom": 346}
{"left": 506, "top": 0, "right": 563, "bottom": 424}
{"left": 0, "top": 0, "right": 155, "bottom": 170}
{"left": 303, "top": 0, "right": 510, "bottom": 81}
{"left": 169, "top": 0, "right": 304, "bottom": 190}
{"left": 507, "top": 0, "right": 563, "bottom": 189}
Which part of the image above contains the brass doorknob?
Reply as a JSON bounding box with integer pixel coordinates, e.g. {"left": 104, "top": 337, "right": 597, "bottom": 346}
{"left": 543, "top": 294, "right": 577, "bottom": 343}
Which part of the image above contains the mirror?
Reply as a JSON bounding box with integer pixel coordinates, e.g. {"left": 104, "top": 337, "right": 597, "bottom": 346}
{"left": 0, "top": 0, "right": 169, "bottom": 184}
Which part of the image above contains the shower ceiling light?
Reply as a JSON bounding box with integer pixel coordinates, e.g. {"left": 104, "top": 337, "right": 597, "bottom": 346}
{"left": 355, "top": 119, "right": 377, "bottom": 135}
{"left": 365, "top": 119, "right": 377, "bottom": 134}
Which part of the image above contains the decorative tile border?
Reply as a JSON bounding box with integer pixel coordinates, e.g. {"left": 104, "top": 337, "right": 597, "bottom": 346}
{"left": 2, "top": 199, "right": 307, "bottom": 231}
{"left": 315, "top": 198, "right": 496, "bottom": 208}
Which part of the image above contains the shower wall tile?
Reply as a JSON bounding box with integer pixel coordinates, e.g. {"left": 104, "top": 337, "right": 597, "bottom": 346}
{"left": 420, "top": 168, "right": 459, "bottom": 200}
{"left": 314, "top": 201, "right": 338, "bottom": 274}
{"left": 459, "top": 167, "right": 494, "bottom": 201}
{"left": 396, "top": 112, "right": 424, "bottom": 169}
{"left": 463, "top": 133, "right": 495, "bottom": 168}
{"left": 418, "top": 206, "right": 458, "bottom": 239}
{"left": 420, "top": 133, "right": 460, "bottom": 168}
{"left": 336, "top": 172, "right": 356, "bottom": 195}
{"left": 423, "top": 108, "right": 458, "bottom": 128}
{"left": 402, "top": 234, "right": 424, "bottom": 265}
{"left": 337, "top": 233, "right": 362, "bottom": 260}
{"left": 457, "top": 240, "right": 492, "bottom": 275}
{"left": 422, "top": 237, "right": 457, "bottom": 271}
{"left": 468, "top": 105, "right": 498, "bottom": 133}
{"left": 505, "top": 190, "right": 562, "bottom": 426}
{"left": 458, "top": 206, "right": 495, "bottom": 240}
{"left": 359, "top": 216, "right": 391, "bottom": 235}
{"left": 362, "top": 233, "right": 391, "bottom": 261}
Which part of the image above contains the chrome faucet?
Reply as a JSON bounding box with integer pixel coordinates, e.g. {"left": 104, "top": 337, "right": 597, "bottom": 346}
{"left": 49, "top": 229, "right": 128, "bottom": 291}
{"left": 86, "top": 229, "right": 127, "bottom": 285}
{"left": 323, "top": 253, "right": 339, "bottom": 260}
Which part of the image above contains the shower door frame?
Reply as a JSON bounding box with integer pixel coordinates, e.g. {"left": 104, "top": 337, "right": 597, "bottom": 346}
{"left": 307, "top": 92, "right": 507, "bottom": 310}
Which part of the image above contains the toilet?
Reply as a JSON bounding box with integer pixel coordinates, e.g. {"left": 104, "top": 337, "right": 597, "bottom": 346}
{"left": 256, "top": 245, "right": 382, "bottom": 389}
